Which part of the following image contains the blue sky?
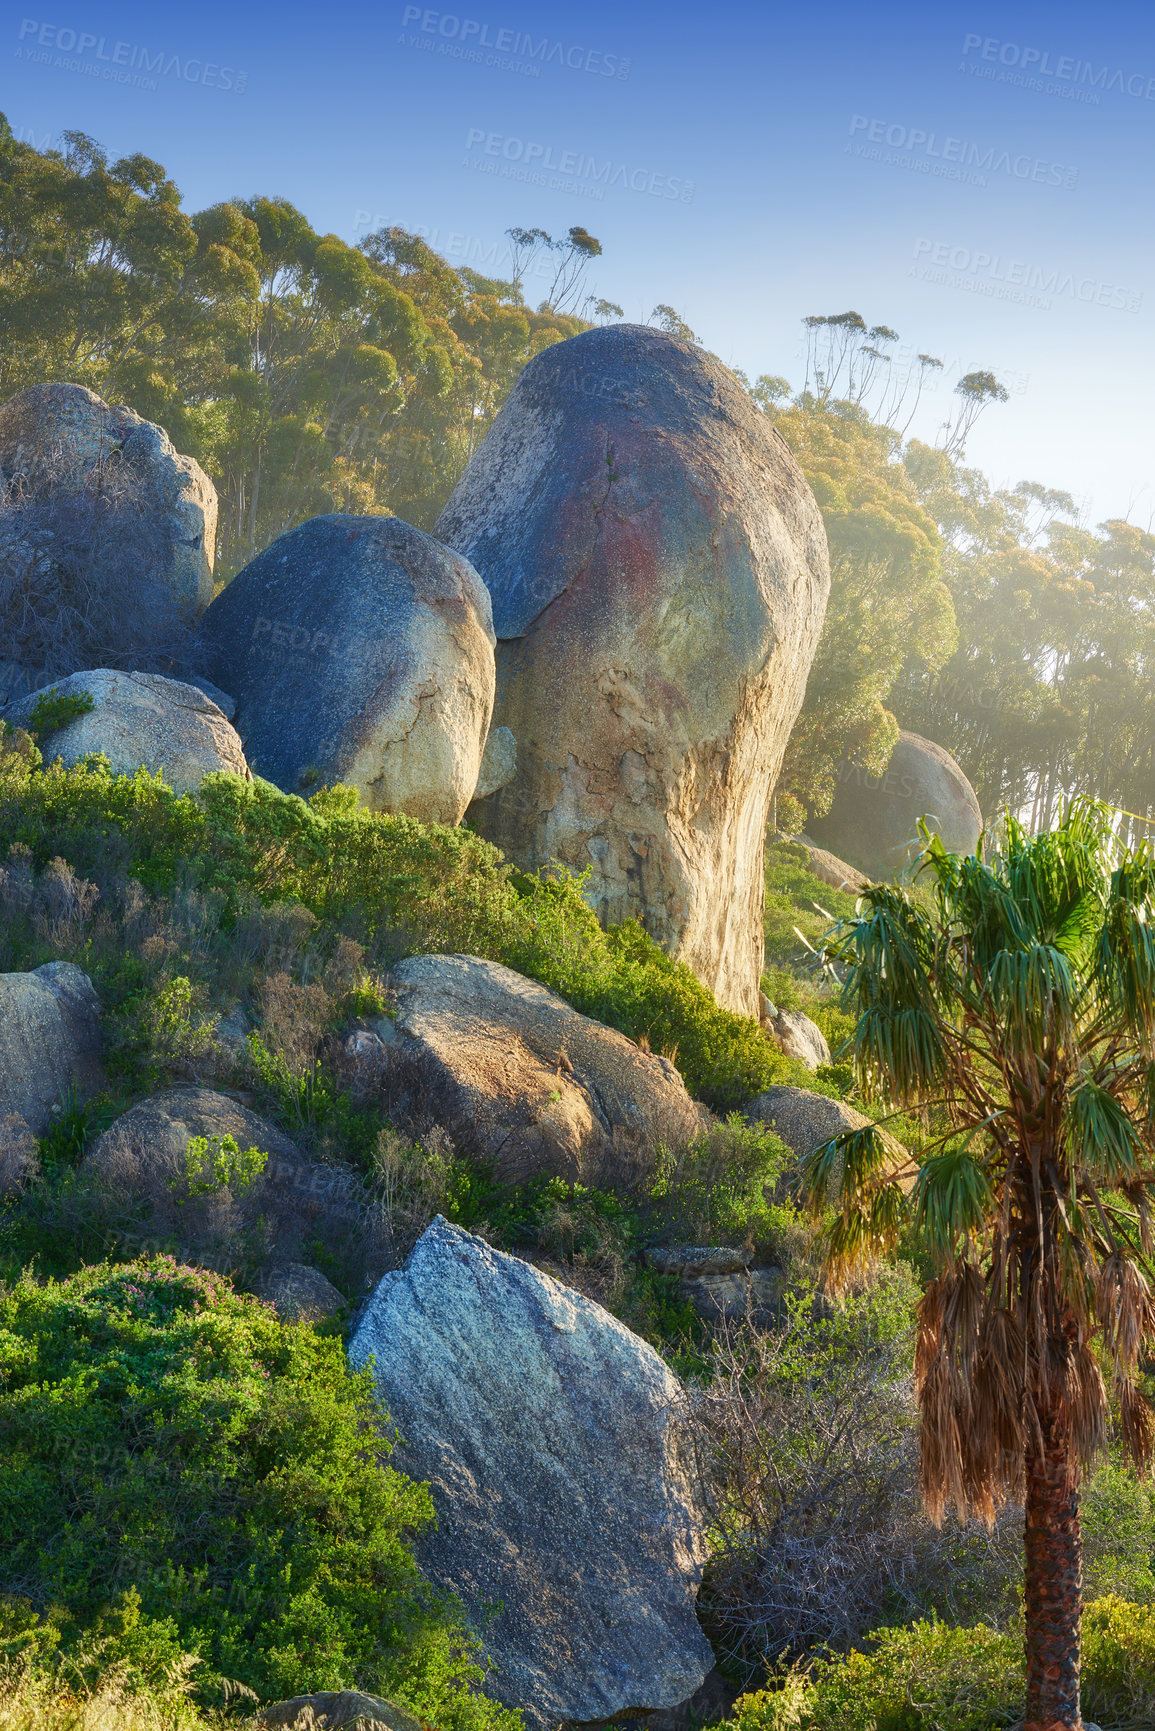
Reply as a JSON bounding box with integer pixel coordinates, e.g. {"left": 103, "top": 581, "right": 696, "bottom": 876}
{"left": 5, "top": 0, "right": 1153, "bottom": 527}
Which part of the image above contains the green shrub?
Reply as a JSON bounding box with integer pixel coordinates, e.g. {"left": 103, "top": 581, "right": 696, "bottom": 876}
{"left": 25, "top": 687, "right": 95, "bottom": 739}
{"left": 719, "top": 1597, "right": 1155, "bottom": 1731}
{"left": 0, "top": 1258, "right": 519, "bottom": 1726}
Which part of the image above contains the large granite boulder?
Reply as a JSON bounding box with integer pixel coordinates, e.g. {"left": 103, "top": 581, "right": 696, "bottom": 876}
{"left": 348, "top": 1218, "right": 712, "bottom": 1726}
{"left": 84, "top": 1088, "right": 375, "bottom": 1288}
{"left": 6, "top": 670, "right": 249, "bottom": 793}
{"left": 0, "top": 381, "right": 216, "bottom": 614}
{"left": 196, "top": 515, "right": 495, "bottom": 822}
{"left": 436, "top": 324, "right": 830, "bottom": 1017}
{"left": 343, "top": 953, "right": 710, "bottom": 1186}
{"left": 807, "top": 731, "right": 983, "bottom": 881}
{"left": 0, "top": 962, "right": 103, "bottom": 1136}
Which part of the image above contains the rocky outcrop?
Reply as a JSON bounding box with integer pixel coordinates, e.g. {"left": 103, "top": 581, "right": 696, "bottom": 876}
{"left": 255, "top": 1261, "right": 344, "bottom": 1325}
{"left": 254, "top": 1695, "right": 422, "bottom": 1731}
{"left": 645, "top": 1244, "right": 781, "bottom": 1322}
{"left": 84, "top": 1088, "right": 374, "bottom": 1289}
{"left": 0, "top": 962, "right": 103, "bottom": 1135}
{"left": 437, "top": 324, "right": 830, "bottom": 1017}
{"left": 0, "top": 381, "right": 216, "bottom": 613}
{"left": 6, "top": 670, "right": 249, "bottom": 793}
{"left": 792, "top": 835, "right": 871, "bottom": 895}
{"left": 196, "top": 514, "right": 495, "bottom": 822}
{"left": 807, "top": 731, "right": 983, "bottom": 881}
{"left": 343, "top": 953, "right": 709, "bottom": 1186}
{"left": 348, "top": 1218, "right": 712, "bottom": 1727}
{"left": 760, "top": 1003, "right": 831, "bottom": 1070}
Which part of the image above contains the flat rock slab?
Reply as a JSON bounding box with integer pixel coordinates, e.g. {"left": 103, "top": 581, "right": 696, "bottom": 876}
{"left": 0, "top": 962, "right": 103, "bottom": 1136}
{"left": 353, "top": 953, "right": 710, "bottom": 1186}
{"left": 349, "top": 1218, "right": 713, "bottom": 1728}
{"left": 7, "top": 669, "right": 249, "bottom": 793}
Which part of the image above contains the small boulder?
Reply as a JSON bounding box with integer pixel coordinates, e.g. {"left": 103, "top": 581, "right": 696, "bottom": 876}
{"left": 256, "top": 1261, "right": 344, "bottom": 1325}
{"left": 85, "top": 1088, "right": 375, "bottom": 1288}
{"left": 762, "top": 1006, "right": 830, "bottom": 1070}
{"left": 473, "top": 724, "right": 517, "bottom": 799}
{"left": 346, "top": 953, "right": 710, "bottom": 1186}
{"left": 792, "top": 835, "right": 871, "bottom": 895}
{"left": 644, "top": 1245, "right": 780, "bottom": 1322}
{"left": 437, "top": 323, "right": 830, "bottom": 1016}
{"left": 743, "top": 1085, "right": 872, "bottom": 1159}
{"left": 348, "top": 1218, "right": 713, "bottom": 1727}
{"left": 196, "top": 514, "right": 495, "bottom": 822}
{"left": 254, "top": 1694, "right": 423, "bottom": 1731}
{"left": 0, "top": 962, "right": 103, "bottom": 1135}
{"left": 7, "top": 670, "right": 249, "bottom": 793}
{"left": 0, "top": 381, "right": 216, "bottom": 613}
{"left": 807, "top": 731, "right": 982, "bottom": 881}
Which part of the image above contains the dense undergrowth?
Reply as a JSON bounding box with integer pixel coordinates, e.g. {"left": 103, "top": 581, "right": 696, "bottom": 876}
{"left": 6, "top": 731, "right": 1155, "bottom": 1728}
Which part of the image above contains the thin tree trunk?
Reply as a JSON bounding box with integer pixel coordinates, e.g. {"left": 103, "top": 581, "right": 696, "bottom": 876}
{"left": 1023, "top": 1406, "right": 1083, "bottom": 1731}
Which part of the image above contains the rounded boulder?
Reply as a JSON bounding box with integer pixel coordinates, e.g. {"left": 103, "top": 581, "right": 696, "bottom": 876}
{"left": 808, "top": 731, "right": 983, "bottom": 880}
{"left": 436, "top": 324, "right": 830, "bottom": 1016}
{"left": 196, "top": 514, "right": 496, "bottom": 823}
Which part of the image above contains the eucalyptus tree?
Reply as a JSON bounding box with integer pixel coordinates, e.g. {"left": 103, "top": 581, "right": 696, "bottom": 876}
{"left": 805, "top": 802, "right": 1155, "bottom": 1731}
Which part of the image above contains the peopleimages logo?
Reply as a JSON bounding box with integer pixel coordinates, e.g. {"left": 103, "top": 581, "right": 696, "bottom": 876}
{"left": 961, "top": 33, "right": 1155, "bottom": 102}
{"left": 911, "top": 239, "right": 1142, "bottom": 314}
{"left": 15, "top": 19, "right": 247, "bottom": 90}
{"left": 848, "top": 117, "right": 1077, "bottom": 188}
{"left": 464, "top": 129, "right": 695, "bottom": 202}
{"left": 400, "top": 8, "right": 630, "bottom": 79}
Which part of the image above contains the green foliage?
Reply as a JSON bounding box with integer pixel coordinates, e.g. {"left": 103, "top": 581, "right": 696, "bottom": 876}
{"left": 719, "top": 1596, "right": 1155, "bottom": 1731}
{"left": 181, "top": 1134, "right": 266, "bottom": 1198}
{"left": 0, "top": 1258, "right": 519, "bottom": 1726}
{"left": 25, "top": 688, "right": 95, "bottom": 739}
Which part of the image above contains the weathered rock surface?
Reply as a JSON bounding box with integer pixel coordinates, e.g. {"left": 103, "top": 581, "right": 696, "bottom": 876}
{"left": 792, "top": 835, "right": 872, "bottom": 895}
{"left": 196, "top": 514, "right": 495, "bottom": 822}
{"left": 6, "top": 670, "right": 249, "bottom": 793}
{"left": 807, "top": 731, "right": 983, "bottom": 881}
{"left": 185, "top": 674, "right": 237, "bottom": 720}
{"left": 762, "top": 1005, "right": 830, "bottom": 1070}
{"left": 0, "top": 381, "right": 216, "bottom": 612}
{"left": 437, "top": 324, "right": 830, "bottom": 1017}
{"left": 85, "top": 1088, "right": 373, "bottom": 1285}
{"left": 0, "top": 962, "right": 103, "bottom": 1135}
{"left": 473, "top": 723, "right": 517, "bottom": 798}
{"left": 346, "top": 953, "right": 709, "bottom": 1186}
{"left": 742, "top": 1084, "right": 872, "bottom": 1161}
{"left": 348, "top": 1218, "right": 712, "bottom": 1727}
{"left": 254, "top": 1694, "right": 423, "bottom": 1731}
{"left": 256, "top": 1261, "right": 344, "bottom": 1325}
{"left": 644, "top": 1244, "right": 780, "bottom": 1322}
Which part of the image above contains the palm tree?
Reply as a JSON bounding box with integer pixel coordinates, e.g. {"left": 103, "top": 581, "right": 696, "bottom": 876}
{"left": 803, "top": 800, "right": 1155, "bottom": 1731}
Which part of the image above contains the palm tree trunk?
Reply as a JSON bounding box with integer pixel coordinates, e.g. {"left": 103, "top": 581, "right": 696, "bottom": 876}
{"left": 1024, "top": 1405, "right": 1083, "bottom": 1730}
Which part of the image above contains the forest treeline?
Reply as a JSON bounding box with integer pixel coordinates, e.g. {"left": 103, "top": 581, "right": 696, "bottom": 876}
{"left": 2, "top": 114, "right": 1153, "bottom": 835}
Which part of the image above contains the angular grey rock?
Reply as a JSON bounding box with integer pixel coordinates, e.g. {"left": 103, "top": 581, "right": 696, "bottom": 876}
{"left": 0, "top": 381, "right": 216, "bottom": 612}
{"left": 7, "top": 670, "right": 249, "bottom": 793}
{"left": 196, "top": 514, "right": 495, "bottom": 823}
{"left": 256, "top": 1262, "right": 344, "bottom": 1325}
{"left": 85, "top": 1088, "right": 375, "bottom": 1285}
{"left": 807, "top": 731, "right": 983, "bottom": 881}
{"left": 350, "top": 953, "right": 710, "bottom": 1186}
{"left": 348, "top": 1218, "right": 712, "bottom": 1726}
{"left": 763, "top": 1006, "right": 830, "bottom": 1070}
{"left": 437, "top": 324, "right": 830, "bottom": 1016}
{"left": 472, "top": 723, "right": 517, "bottom": 799}
{"left": 0, "top": 962, "right": 103, "bottom": 1135}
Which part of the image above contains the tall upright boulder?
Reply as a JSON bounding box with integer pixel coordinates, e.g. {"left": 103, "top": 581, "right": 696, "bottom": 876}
{"left": 349, "top": 1218, "right": 712, "bottom": 1726}
{"left": 0, "top": 382, "right": 217, "bottom": 616}
{"left": 436, "top": 325, "right": 830, "bottom": 1016}
{"left": 196, "top": 515, "right": 495, "bottom": 824}
{"left": 808, "top": 731, "right": 983, "bottom": 880}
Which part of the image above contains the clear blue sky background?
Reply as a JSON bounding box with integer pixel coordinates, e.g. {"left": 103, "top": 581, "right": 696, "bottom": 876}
{"left": 4, "top": 0, "right": 1152, "bottom": 528}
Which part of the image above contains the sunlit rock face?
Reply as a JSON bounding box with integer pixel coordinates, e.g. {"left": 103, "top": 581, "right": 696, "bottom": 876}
{"left": 438, "top": 324, "right": 830, "bottom": 1017}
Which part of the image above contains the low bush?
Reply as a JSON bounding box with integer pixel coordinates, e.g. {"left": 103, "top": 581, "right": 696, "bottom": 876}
{"left": 719, "top": 1596, "right": 1155, "bottom": 1730}
{"left": 0, "top": 1257, "right": 520, "bottom": 1726}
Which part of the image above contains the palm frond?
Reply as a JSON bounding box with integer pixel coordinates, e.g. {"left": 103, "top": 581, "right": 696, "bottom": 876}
{"left": 1066, "top": 1080, "right": 1143, "bottom": 1183}
{"left": 914, "top": 1144, "right": 996, "bottom": 1258}
{"left": 802, "top": 1123, "right": 910, "bottom": 1216}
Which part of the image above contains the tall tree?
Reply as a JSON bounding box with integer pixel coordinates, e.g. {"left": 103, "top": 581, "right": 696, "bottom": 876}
{"left": 806, "top": 802, "right": 1155, "bottom": 1730}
